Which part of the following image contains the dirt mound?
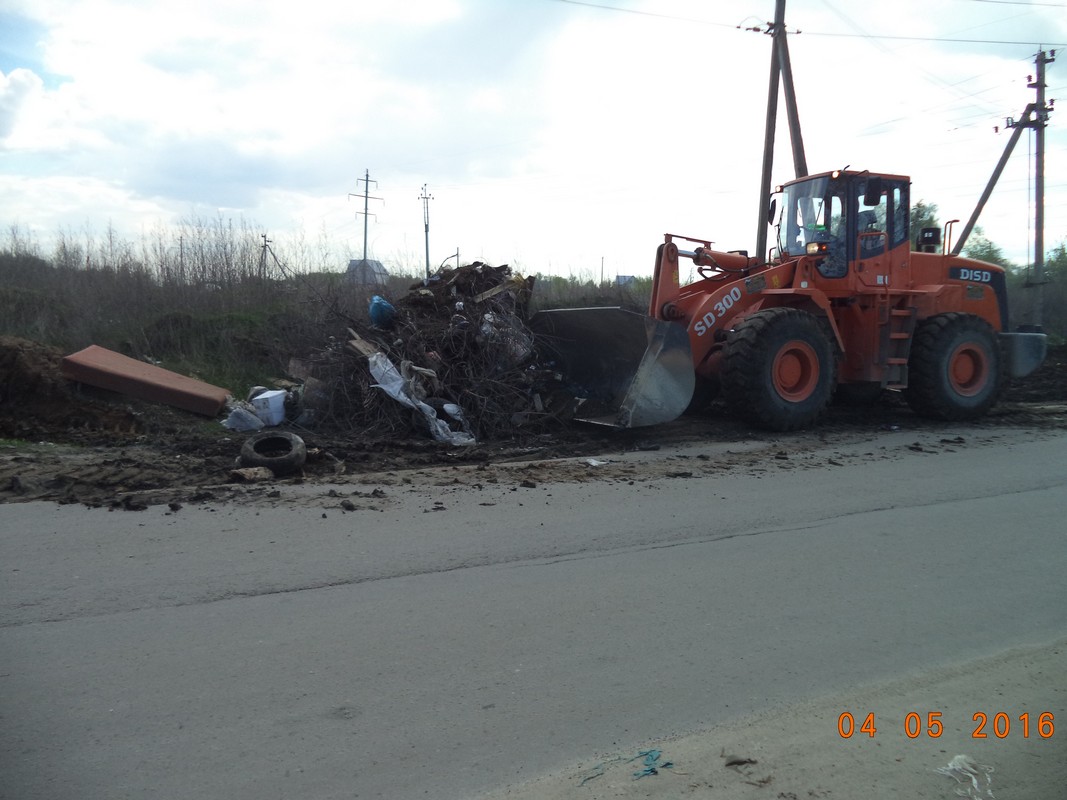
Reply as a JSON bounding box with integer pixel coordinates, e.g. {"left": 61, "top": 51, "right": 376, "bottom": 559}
{"left": 0, "top": 336, "right": 145, "bottom": 443}
{"left": 0, "top": 336, "right": 70, "bottom": 405}
{"left": 1002, "top": 342, "right": 1066, "bottom": 402}
{"left": 0, "top": 334, "right": 1064, "bottom": 510}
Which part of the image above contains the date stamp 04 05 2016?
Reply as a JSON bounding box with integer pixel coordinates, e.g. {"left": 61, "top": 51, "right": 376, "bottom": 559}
{"left": 837, "top": 711, "right": 1056, "bottom": 740}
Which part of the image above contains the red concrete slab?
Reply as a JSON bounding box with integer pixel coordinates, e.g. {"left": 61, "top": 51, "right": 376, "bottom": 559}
{"left": 61, "top": 345, "right": 231, "bottom": 417}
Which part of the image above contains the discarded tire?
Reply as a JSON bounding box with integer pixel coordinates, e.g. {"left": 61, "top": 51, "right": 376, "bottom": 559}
{"left": 239, "top": 431, "right": 307, "bottom": 476}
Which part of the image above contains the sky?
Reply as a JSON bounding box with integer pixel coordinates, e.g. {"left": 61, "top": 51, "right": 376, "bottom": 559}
{"left": 1, "top": 0, "right": 1065, "bottom": 279}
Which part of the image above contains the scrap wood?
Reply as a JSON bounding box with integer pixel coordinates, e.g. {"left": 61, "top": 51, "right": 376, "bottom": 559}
{"left": 295, "top": 262, "right": 567, "bottom": 442}
{"left": 346, "top": 328, "right": 381, "bottom": 358}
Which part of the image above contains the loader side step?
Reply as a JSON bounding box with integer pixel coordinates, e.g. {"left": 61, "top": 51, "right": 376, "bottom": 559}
{"left": 880, "top": 306, "right": 918, "bottom": 389}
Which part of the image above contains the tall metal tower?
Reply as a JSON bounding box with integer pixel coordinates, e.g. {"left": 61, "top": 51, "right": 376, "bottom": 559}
{"left": 348, "top": 169, "right": 381, "bottom": 262}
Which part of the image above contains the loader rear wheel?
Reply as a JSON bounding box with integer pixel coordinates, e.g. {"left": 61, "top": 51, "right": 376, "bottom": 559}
{"left": 721, "top": 307, "right": 836, "bottom": 431}
{"left": 905, "top": 313, "right": 1001, "bottom": 420}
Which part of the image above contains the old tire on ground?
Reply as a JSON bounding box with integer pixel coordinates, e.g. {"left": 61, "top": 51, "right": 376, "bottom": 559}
{"left": 239, "top": 431, "right": 307, "bottom": 475}
{"left": 721, "top": 307, "right": 836, "bottom": 431}
{"left": 905, "top": 312, "right": 1001, "bottom": 420}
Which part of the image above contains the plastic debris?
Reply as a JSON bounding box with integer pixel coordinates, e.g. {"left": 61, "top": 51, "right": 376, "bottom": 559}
{"left": 368, "top": 352, "right": 475, "bottom": 447}
{"left": 935, "top": 755, "right": 995, "bottom": 799}
{"left": 288, "top": 262, "right": 576, "bottom": 442}
{"left": 630, "top": 749, "right": 673, "bottom": 779}
{"left": 369, "top": 295, "right": 397, "bottom": 328}
{"left": 479, "top": 311, "right": 534, "bottom": 366}
{"left": 251, "top": 388, "right": 287, "bottom": 425}
{"left": 442, "top": 403, "right": 473, "bottom": 437}
{"left": 222, "top": 406, "right": 265, "bottom": 432}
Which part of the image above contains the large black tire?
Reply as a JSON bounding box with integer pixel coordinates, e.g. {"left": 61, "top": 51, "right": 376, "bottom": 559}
{"left": 905, "top": 313, "right": 1001, "bottom": 420}
{"left": 239, "top": 431, "right": 307, "bottom": 475}
{"left": 721, "top": 307, "right": 836, "bottom": 431}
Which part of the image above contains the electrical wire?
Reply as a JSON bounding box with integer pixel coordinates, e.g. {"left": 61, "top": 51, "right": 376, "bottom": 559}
{"left": 542, "top": 0, "right": 1067, "bottom": 46}
{"left": 803, "top": 30, "right": 1065, "bottom": 45}
{"left": 965, "top": 0, "right": 1066, "bottom": 7}
{"left": 545, "top": 0, "right": 739, "bottom": 27}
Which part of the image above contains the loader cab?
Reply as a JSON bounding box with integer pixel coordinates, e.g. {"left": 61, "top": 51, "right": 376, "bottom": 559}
{"left": 776, "top": 171, "right": 909, "bottom": 284}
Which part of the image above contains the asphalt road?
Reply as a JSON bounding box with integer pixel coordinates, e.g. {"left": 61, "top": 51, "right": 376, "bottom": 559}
{"left": 2, "top": 427, "right": 1065, "bottom": 799}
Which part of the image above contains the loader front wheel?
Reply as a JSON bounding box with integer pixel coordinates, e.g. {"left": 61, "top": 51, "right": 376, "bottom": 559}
{"left": 721, "top": 307, "right": 836, "bottom": 431}
{"left": 905, "top": 313, "right": 1001, "bottom": 420}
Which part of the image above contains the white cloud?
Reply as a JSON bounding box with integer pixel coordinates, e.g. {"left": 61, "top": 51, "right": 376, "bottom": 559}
{"left": 0, "top": 67, "right": 43, "bottom": 139}
{"left": 0, "top": 0, "right": 1063, "bottom": 273}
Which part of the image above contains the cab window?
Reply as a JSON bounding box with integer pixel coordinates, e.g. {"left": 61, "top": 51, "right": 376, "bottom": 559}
{"left": 890, "top": 184, "right": 909, "bottom": 249}
{"left": 856, "top": 180, "right": 888, "bottom": 258}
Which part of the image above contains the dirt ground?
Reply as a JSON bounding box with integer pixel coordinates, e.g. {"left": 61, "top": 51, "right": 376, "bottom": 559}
{"left": 473, "top": 640, "right": 1066, "bottom": 800}
{"left": 0, "top": 336, "right": 1064, "bottom": 509}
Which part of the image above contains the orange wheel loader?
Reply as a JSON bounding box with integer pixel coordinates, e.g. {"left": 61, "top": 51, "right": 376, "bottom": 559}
{"left": 531, "top": 170, "right": 1048, "bottom": 431}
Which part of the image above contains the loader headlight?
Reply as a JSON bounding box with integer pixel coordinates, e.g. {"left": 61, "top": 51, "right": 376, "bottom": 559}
{"left": 806, "top": 242, "right": 828, "bottom": 256}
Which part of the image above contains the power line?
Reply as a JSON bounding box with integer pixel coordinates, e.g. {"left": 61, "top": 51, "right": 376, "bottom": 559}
{"left": 803, "top": 30, "right": 1066, "bottom": 45}
{"left": 546, "top": 0, "right": 738, "bottom": 27}
{"left": 544, "top": 0, "right": 1067, "bottom": 46}
{"left": 965, "top": 0, "right": 1067, "bottom": 7}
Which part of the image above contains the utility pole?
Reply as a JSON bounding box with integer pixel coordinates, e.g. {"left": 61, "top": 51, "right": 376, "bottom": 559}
{"left": 348, "top": 169, "right": 381, "bottom": 262}
{"left": 755, "top": 0, "right": 808, "bottom": 263}
{"left": 258, "top": 231, "right": 271, "bottom": 279}
{"left": 1032, "top": 49, "right": 1054, "bottom": 326}
{"left": 951, "top": 50, "right": 1055, "bottom": 326}
{"left": 419, "top": 184, "right": 433, "bottom": 280}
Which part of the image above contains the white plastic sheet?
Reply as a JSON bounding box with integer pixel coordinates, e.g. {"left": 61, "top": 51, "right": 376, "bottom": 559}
{"left": 222, "top": 406, "right": 265, "bottom": 432}
{"left": 935, "top": 754, "right": 994, "bottom": 799}
{"left": 368, "top": 352, "right": 476, "bottom": 447}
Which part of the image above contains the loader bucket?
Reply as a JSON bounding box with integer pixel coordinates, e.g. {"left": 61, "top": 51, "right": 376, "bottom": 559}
{"left": 530, "top": 307, "right": 695, "bottom": 428}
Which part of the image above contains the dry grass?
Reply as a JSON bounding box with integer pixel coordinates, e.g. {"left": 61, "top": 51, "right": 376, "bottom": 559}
{"left": 0, "top": 222, "right": 653, "bottom": 413}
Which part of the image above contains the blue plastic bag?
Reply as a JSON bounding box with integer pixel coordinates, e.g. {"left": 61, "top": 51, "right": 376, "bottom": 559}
{"left": 369, "top": 295, "right": 396, "bottom": 327}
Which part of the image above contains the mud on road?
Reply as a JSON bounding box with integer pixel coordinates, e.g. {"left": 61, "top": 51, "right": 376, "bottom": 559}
{"left": 1, "top": 337, "right": 1065, "bottom": 510}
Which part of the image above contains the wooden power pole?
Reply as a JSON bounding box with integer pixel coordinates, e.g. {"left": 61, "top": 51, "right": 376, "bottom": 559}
{"left": 755, "top": 0, "right": 808, "bottom": 263}
{"left": 951, "top": 50, "right": 1055, "bottom": 326}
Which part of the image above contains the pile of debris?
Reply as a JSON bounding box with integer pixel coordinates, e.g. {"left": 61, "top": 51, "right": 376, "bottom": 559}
{"left": 291, "top": 263, "right": 576, "bottom": 443}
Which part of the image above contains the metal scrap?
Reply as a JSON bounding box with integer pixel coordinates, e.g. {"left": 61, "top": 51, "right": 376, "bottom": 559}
{"left": 292, "top": 262, "right": 576, "bottom": 442}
